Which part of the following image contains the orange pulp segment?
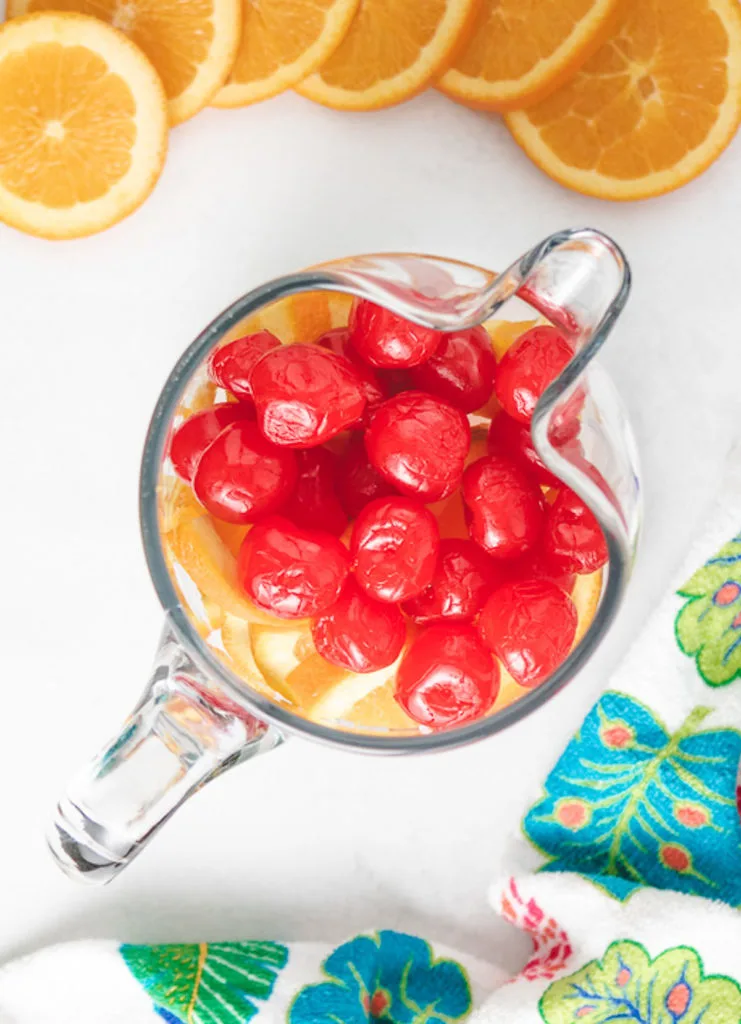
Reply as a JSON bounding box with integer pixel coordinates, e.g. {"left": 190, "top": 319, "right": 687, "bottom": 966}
{"left": 297, "top": 0, "right": 482, "bottom": 111}
{"left": 505, "top": 0, "right": 741, "bottom": 200}
{"left": 213, "top": 0, "right": 359, "bottom": 107}
{"left": 0, "top": 12, "right": 167, "bottom": 239}
{"left": 438, "top": 0, "right": 622, "bottom": 111}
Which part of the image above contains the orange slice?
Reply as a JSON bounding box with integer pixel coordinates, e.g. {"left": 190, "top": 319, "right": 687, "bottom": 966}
{"left": 505, "top": 0, "right": 741, "bottom": 200}
{"left": 164, "top": 510, "right": 308, "bottom": 628}
{"left": 297, "top": 0, "right": 482, "bottom": 111}
{"left": 219, "top": 615, "right": 279, "bottom": 699}
{"left": 233, "top": 568, "right": 602, "bottom": 731}
{"left": 0, "top": 12, "right": 167, "bottom": 239}
{"left": 9, "top": 0, "right": 240, "bottom": 124}
{"left": 212, "top": 0, "right": 360, "bottom": 108}
{"left": 438, "top": 0, "right": 621, "bottom": 111}
{"left": 217, "top": 290, "right": 354, "bottom": 349}
{"left": 244, "top": 620, "right": 409, "bottom": 722}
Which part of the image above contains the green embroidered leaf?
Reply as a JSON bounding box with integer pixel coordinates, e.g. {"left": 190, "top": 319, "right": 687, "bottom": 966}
{"left": 121, "top": 940, "right": 288, "bottom": 1023}
{"left": 540, "top": 939, "right": 741, "bottom": 1024}
{"left": 676, "top": 532, "right": 741, "bottom": 685}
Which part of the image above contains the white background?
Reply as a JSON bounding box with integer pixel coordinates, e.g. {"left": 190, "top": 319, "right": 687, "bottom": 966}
{"left": 2, "top": 90, "right": 741, "bottom": 971}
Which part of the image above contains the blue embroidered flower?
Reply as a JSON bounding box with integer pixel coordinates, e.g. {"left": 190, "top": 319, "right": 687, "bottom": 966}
{"left": 290, "top": 931, "right": 472, "bottom": 1024}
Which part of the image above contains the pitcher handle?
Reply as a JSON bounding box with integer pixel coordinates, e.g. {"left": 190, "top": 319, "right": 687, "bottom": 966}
{"left": 48, "top": 622, "right": 281, "bottom": 884}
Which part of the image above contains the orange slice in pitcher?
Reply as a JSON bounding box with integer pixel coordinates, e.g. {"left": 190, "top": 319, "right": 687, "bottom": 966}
{"left": 165, "top": 512, "right": 309, "bottom": 628}
{"left": 438, "top": 0, "right": 621, "bottom": 111}
{"left": 297, "top": 0, "right": 481, "bottom": 111}
{"left": 217, "top": 290, "right": 354, "bottom": 350}
{"left": 212, "top": 0, "right": 359, "bottom": 108}
{"left": 505, "top": 0, "right": 741, "bottom": 200}
{"left": 0, "top": 12, "right": 167, "bottom": 239}
{"left": 224, "top": 568, "right": 601, "bottom": 729}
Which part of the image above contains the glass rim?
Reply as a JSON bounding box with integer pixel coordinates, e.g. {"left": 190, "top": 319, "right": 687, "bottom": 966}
{"left": 139, "top": 244, "right": 634, "bottom": 754}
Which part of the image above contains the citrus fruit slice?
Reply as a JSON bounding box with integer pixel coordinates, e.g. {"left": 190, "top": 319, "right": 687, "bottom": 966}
{"left": 248, "top": 621, "right": 408, "bottom": 722}
{"left": 165, "top": 511, "right": 308, "bottom": 627}
{"left": 438, "top": 0, "right": 621, "bottom": 111}
{"left": 0, "top": 12, "right": 167, "bottom": 239}
{"left": 485, "top": 318, "right": 538, "bottom": 361}
{"left": 212, "top": 0, "right": 359, "bottom": 108}
{"left": 297, "top": 0, "right": 481, "bottom": 111}
{"left": 236, "top": 568, "right": 601, "bottom": 730}
{"left": 9, "top": 0, "right": 240, "bottom": 124}
{"left": 505, "top": 0, "right": 741, "bottom": 200}
{"left": 217, "top": 291, "right": 354, "bottom": 350}
{"left": 219, "top": 615, "right": 280, "bottom": 698}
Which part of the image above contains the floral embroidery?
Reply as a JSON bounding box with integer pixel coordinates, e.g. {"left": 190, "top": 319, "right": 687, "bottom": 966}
{"left": 121, "top": 940, "right": 288, "bottom": 1023}
{"left": 289, "top": 930, "right": 472, "bottom": 1024}
{"left": 676, "top": 532, "right": 741, "bottom": 685}
{"left": 539, "top": 939, "right": 741, "bottom": 1023}
{"left": 522, "top": 692, "right": 741, "bottom": 903}
{"left": 499, "top": 877, "right": 572, "bottom": 982}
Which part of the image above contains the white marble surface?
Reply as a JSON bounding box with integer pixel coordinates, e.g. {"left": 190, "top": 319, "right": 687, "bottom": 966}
{"left": 2, "top": 89, "right": 741, "bottom": 972}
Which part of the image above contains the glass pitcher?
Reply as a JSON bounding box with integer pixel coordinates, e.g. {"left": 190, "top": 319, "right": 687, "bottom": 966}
{"left": 48, "top": 226, "right": 640, "bottom": 884}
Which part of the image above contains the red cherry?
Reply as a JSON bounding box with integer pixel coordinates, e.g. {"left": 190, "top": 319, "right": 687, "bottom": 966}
{"left": 336, "top": 435, "right": 397, "bottom": 519}
{"left": 396, "top": 624, "right": 499, "bottom": 729}
{"left": 494, "top": 326, "right": 574, "bottom": 424}
{"left": 192, "top": 421, "right": 298, "bottom": 524}
{"left": 503, "top": 547, "right": 576, "bottom": 594}
{"left": 312, "top": 577, "right": 407, "bottom": 673}
{"left": 478, "top": 579, "right": 577, "bottom": 687}
{"left": 542, "top": 488, "right": 608, "bottom": 574}
{"left": 403, "top": 539, "right": 501, "bottom": 624}
{"left": 251, "top": 343, "right": 366, "bottom": 447}
{"left": 208, "top": 331, "right": 281, "bottom": 400}
{"left": 237, "top": 516, "right": 350, "bottom": 619}
{"left": 169, "top": 403, "right": 252, "bottom": 483}
{"left": 282, "top": 447, "right": 347, "bottom": 536}
{"left": 487, "top": 412, "right": 561, "bottom": 488}
{"left": 317, "top": 328, "right": 384, "bottom": 424}
{"left": 409, "top": 326, "right": 496, "bottom": 412}
{"left": 462, "top": 455, "right": 545, "bottom": 559}
{"left": 365, "top": 391, "right": 470, "bottom": 502}
{"left": 349, "top": 299, "right": 442, "bottom": 368}
{"left": 351, "top": 496, "right": 439, "bottom": 603}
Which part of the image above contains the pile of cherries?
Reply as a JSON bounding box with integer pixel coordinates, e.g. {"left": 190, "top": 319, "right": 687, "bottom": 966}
{"left": 169, "top": 300, "right": 607, "bottom": 731}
